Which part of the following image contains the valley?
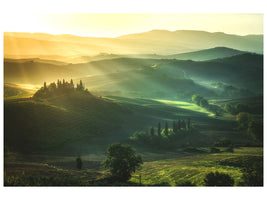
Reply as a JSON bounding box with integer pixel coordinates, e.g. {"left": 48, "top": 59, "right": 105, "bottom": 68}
{"left": 3, "top": 30, "right": 263, "bottom": 186}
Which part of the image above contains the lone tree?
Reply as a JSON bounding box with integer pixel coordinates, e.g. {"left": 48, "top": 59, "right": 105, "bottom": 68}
{"left": 102, "top": 143, "right": 143, "bottom": 182}
{"left": 204, "top": 171, "right": 234, "bottom": 186}
{"left": 76, "top": 156, "right": 82, "bottom": 170}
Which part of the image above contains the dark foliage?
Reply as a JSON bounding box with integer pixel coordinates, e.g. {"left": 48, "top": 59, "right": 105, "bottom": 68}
{"left": 5, "top": 175, "right": 81, "bottom": 186}
{"left": 33, "top": 79, "right": 90, "bottom": 99}
{"left": 239, "top": 160, "right": 263, "bottom": 186}
{"left": 102, "top": 143, "right": 143, "bottom": 182}
{"left": 204, "top": 171, "right": 234, "bottom": 186}
{"left": 210, "top": 147, "right": 220, "bottom": 153}
{"left": 76, "top": 156, "right": 82, "bottom": 170}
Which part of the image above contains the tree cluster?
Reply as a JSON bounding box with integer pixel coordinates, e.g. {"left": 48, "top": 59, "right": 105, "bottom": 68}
{"left": 154, "top": 119, "right": 191, "bottom": 137}
{"left": 235, "top": 112, "right": 263, "bottom": 144}
{"left": 224, "top": 103, "right": 250, "bottom": 115}
{"left": 129, "top": 119, "right": 193, "bottom": 150}
{"left": 192, "top": 94, "right": 222, "bottom": 116}
{"left": 33, "top": 79, "right": 90, "bottom": 98}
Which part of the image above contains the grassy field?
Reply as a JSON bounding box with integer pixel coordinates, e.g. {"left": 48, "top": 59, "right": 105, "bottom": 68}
{"left": 4, "top": 147, "right": 262, "bottom": 186}
{"left": 130, "top": 147, "right": 262, "bottom": 186}
{"left": 4, "top": 88, "right": 263, "bottom": 186}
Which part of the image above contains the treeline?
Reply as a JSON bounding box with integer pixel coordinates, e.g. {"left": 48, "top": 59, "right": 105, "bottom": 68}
{"left": 129, "top": 119, "right": 193, "bottom": 150}
{"left": 211, "top": 82, "right": 254, "bottom": 98}
{"left": 192, "top": 94, "right": 223, "bottom": 116}
{"left": 224, "top": 103, "right": 261, "bottom": 115}
{"left": 34, "top": 79, "right": 90, "bottom": 98}
{"left": 236, "top": 112, "right": 263, "bottom": 144}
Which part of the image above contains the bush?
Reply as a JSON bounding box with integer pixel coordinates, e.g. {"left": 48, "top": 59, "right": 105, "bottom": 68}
{"left": 239, "top": 160, "right": 263, "bottom": 186}
{"left": 225, "top": 145, "right": 234, "bottom": 153}
{"left": 204, "top": 171, "right": 234, "bottom": 186}
{"left": 213, "top": 138, "right": 232, "bottom": 147}
{"left": 236, "top": 112, "right": 251, "bottom": 130}
{"left": 210, "top": 147, "right": 220, "bottom": 153}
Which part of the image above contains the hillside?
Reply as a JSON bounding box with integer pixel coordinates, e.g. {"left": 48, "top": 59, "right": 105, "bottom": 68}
{"left": 4, "top": 57, "right": 165, "bottom": 84}
{"left": 4, "top": 53, "right": 262, "bottom": 99}
{"left": 79, "top": 67, "right": 215, "bottom": 99}
{"left": 155, "top": 53, "right": 263, "bottom": 93}
{"left": 4, "top": 83, "right": 33, "bottom": 99}
{"left": 4, "top": 30, "right": 263, "bottom": 59}
{"left": 4, "top": 88, "right": 131, "bottom": 154}
{"left": 164, "top": 47, "right": 248, "bottom": 61}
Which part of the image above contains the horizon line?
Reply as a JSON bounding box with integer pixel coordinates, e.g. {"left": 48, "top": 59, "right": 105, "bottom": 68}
{"left": 4, "top": 29, "right": 264, "bottom": 39}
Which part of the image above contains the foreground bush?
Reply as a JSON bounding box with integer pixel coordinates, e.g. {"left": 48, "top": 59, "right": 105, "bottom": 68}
{"left": 204, "top": 171, "right": 234, "bottom": 186}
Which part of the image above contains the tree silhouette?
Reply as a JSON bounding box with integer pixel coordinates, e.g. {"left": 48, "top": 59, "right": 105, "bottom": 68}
{"left": 173, "top": 121, "right": 177, "bottom": 133}
{"left": 102, "top": 143, "right": 143, "bottom": 182}
{"left": 177, "top": 120, "right": 181, "bottom": 130}
{"left": 204, "top": 171, "right": 234, "bottom": 186}
{"left": 76, "top": 156, "right": 83, "bottom": 170}
{"left": 181, "top": 120, "right": 186, "bottom": 129}
{"left": 158, "top": 122, "right": 161, "bottom": 136}
{"left": 164, "top": 122, "right": 168, "bottom": 136}
{"left": 236, "top": 112, "right": 251, "bottom": 130}
{"left": 187, "top": 118, "right": 191, "bottom": 129}
{"left": 150, "top": 127, "right": 155, "bottom": 136}
{"left": 33, "top": 79, "right": 89, "bottom": 99}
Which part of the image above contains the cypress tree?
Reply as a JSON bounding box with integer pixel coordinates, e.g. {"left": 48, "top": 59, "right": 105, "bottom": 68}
{"left": 150, "top": 127, "right": 155, "bottom": 136}
{"left": 187, "top": 118, "right": 191, "bottom": 129}
{"left": 173, "top": 121, "right": 177, "bottom": 133}
{"left": 57, "top": 79, "right": 60, "bottom": 88}
{"left": 164, "top": 122, "right": 168, "bottom": 136}
{"left": 80, "top": 80, "right": 84, "bottom": 90}
{"left": 44, "top": 82, "right": 47, "bottom": 90}
{"left": 177, "top": 120, "right": 181, "bottom": 130}
{"left": 158, "top": 122, "right": 161, "bottom": 136}
{"left": 181, "top": 120, "right": 186, "bottom": 129}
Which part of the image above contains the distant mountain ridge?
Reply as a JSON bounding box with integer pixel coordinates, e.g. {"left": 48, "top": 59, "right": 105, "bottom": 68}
{"left": 4, "top": 30, "right": 263, "bottom": 58}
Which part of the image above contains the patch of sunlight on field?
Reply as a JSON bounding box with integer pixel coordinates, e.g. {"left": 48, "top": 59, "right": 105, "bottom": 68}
{"left": 154, "top": 99, "right": 214, "bottom": 116}
{"left": 16, "top": 83, "right": 40, "bottom": 91}
{"left": 4, "top": 93, "right": 33, "bottom": 100}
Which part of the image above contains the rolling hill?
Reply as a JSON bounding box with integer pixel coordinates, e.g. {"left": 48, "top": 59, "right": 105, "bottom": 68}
{"left": 4, "top": 30, "right": 263, "bottom": 60}
{"left": 163, "top": 47, "right": 248, "bottom": 61}
{"left": 155, "top": 53, "right": 263, "bottom": 93}
{"left": 4, "top": 90, "right": 132, "bottom": 153}
{"left": 4, "top": 53, "right": 263, "bottom": 99}
{"left": 4, "top": 87, "right": 244, "bottom": 154}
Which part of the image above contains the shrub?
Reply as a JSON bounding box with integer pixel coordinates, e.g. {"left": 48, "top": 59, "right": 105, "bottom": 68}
{"left": 204, "top": 171, "right": 234, "bottom": 186}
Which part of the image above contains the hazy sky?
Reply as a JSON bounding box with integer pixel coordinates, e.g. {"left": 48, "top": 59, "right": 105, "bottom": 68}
{"left": 4, "top": 13, "right": 264, "bottom": 37}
